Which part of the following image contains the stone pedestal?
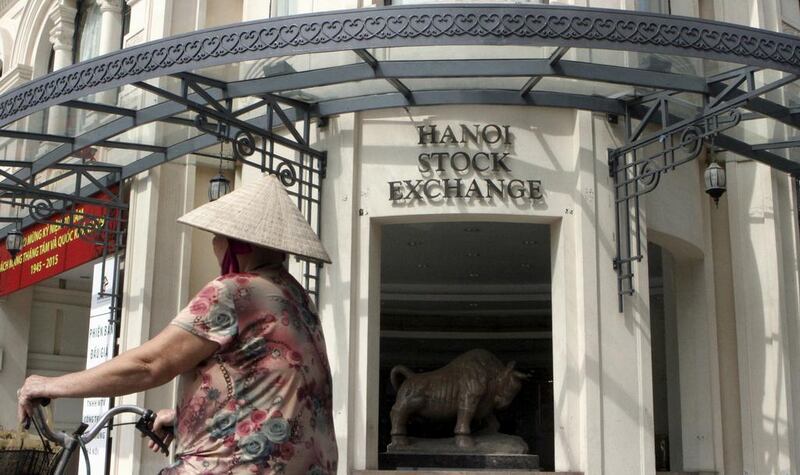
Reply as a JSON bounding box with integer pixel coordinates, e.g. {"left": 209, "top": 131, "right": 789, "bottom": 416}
{"left": 387, "top": 433, "right": 529, "bottom": 455}
{"left": 382, "top": 433, "right": 538, "bottom": 470}
{"left": 380, "top": 453, "right": 540, "bottom": 471}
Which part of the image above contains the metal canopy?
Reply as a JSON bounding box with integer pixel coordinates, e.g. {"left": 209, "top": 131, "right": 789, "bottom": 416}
{"left": 2, "top": 3, "right": 800, "bottom": 308}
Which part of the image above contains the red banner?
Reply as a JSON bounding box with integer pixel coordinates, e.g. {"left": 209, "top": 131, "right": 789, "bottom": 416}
{"left": 0, "top": 196, "right": 122, "bottom": 296}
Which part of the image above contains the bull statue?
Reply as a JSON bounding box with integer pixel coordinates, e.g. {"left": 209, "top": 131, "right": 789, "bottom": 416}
{"left": 388, "top": 349, "right": 527, "bottom": 449}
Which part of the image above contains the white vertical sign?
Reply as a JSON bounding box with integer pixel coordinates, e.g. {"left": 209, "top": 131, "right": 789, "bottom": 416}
{"left": 79, "top": 258, "right": 117, "bottom": 475}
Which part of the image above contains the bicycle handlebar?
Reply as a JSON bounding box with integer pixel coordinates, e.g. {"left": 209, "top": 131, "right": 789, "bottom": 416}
{"left": 31, "top": 400, "right": 151, "bottom": 445}
{"left": 28, "top": 398, "right": 170, "bottom": 475}
{"left": 28, "top": 400, "right": 68, "bottom": 446}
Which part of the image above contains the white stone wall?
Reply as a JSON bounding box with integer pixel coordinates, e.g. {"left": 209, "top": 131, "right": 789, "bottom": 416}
{"left": 27, "top": 283, "right": 91, "bottom": 433}
{"left": 306, "top": 105, "right": 645, "bottom": 474}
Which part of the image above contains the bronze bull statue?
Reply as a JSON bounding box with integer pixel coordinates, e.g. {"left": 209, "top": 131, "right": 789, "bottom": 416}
{"left": 388, "top": 349, "right": 527, "bottom": 449}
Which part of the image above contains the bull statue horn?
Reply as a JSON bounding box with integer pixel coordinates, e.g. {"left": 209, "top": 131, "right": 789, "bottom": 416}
{"left": 513, "top": 370, "right": 530, "bottom": 380}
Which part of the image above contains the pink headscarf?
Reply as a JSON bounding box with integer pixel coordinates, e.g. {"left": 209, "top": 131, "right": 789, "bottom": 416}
{"left": 221, "top": 238, "right": 253, "bottom": 275}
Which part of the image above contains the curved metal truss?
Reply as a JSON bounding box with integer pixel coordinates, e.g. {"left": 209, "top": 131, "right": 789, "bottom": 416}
{"left": 3, "top": 4, "right": 800, "bottom": 125}
{"left": 1, "top": 4, "right": 800, "bottom": 309}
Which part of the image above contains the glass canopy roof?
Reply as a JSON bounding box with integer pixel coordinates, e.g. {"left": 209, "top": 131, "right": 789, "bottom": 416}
{"left": 1, "top": 2, "right": 800, "bottom": 235}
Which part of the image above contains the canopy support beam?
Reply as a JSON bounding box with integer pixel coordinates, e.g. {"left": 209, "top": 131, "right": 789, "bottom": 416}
{"left": 751, "top": 138, "right": 800, "bottom": 150}
{"left": 354, "top": 48, "right": 414, "bottom": 102}
{"left": 133, "top": 80, "right": 324, "bottom": 158}
{"left": 519, "top": 46, "right": 570, "bottom": 96}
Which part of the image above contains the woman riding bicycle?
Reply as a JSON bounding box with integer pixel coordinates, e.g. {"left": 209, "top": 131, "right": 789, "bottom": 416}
{"left": 17, "top": 175, "right": 338, "bottom": 474}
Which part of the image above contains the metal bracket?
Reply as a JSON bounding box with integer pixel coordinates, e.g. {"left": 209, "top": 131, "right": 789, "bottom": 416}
{"left": 608, "top": 113, "right": 737, "bottom": 310}
{"left": 611, "top": 98, "right": 736, "bottom": 310}
{"left": 0, "top": 163, "right": 127, "bottom": 320}
{"left": 139, "top": 77, "right": 328, "bottom": 305}
{"left": 0, "top": 161, "right": 127, "bottom": 248}
{"left": 609, "top": 67, "right": 796, "bottom": 311}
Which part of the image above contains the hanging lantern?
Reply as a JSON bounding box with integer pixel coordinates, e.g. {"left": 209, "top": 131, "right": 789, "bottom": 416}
{"left": 6, "top": 225, "right": 23, "bottom": 259}
{"left": 208, "top": 140, "right": 232, "bottom": 201}
{"left": 208, "top": 173, "right": 231, "bottom": 201}
{"left": 704, "top": 161, "right": 726, "bottom": 206}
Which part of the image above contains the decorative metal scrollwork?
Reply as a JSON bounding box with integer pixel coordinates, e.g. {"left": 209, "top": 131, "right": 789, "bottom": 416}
{"left": 636, "top": 160, "right": 660, "bottom": 192}
{"left": 187, "top": 97, "right": 324, "bottom": 305}
{"left": 613, "top": 108, "right": 741, "bottom": 202}
{"left": 0, "top": 196, "right": 126, "bottom": 251}
{"left": 680, "top": 125, "right": 703, "bottom": 156}
{"left": 0, "top": 160, "right": 128, "bottom": 260}
{"left": 29, "top": 198, "right": 57, "bottom": 221}
{"left": 2, "top": 5, "right": 800, "bottom": 127}
{"left": 609, "top": 103, "right": 741, "bottom": 311}
{"left": 233, "top": 131, "right": 256, "bottom": 158}
{"left": 192, "top": 113, "right": 300, "bottom": 188}
{"left": 194, "top": 113, "right": 217, "bottom": 136}
{"left": 275, "top": 160, "right": 297, "bottom": 187}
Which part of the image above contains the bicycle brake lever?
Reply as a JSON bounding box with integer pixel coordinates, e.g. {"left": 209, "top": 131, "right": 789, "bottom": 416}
{"left": 135, "top": 410, "right": 170, "bottom": 456}
{"left": 24, "top": 398, "right": 52, "bottom": 430}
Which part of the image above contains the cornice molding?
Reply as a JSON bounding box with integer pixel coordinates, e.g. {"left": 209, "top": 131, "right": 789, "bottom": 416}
{"left": 0, "top": 0, "right": 16, "bottom": 17}
{"left": 0, "top": 64, "right": 32, "bottom": 94}
{"left": 96, "top": 0, "right": 123, "bottom": 14}
{"left": 47, "top": 3, "right": 77, "bottom": 51}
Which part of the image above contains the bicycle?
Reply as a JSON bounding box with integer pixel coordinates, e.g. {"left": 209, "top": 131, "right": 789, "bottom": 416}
{"left": 21, "top": 399, "right": 170, "bottom": 475}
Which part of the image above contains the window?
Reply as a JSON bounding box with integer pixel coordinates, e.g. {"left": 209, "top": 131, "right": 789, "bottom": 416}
{"left": 271, "top": 0, "right": 313, "bottom": 17}
{"left": 635, "top": 0, "right": 670, "bottom": 14}
{"left": 122, "top": 2, "right": 131, "bottom": 44}
{"left": 73, "top": 0, "right": 103, "bottom": 63}
{"left": 39, "top": 49, "right": 55, "bottom": 133}
{"left": 47, "top": 47, "right": 55, "bottom": 74}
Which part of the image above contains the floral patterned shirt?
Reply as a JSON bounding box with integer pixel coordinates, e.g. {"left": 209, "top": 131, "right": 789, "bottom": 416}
{"left": 160, "top": 266, "right": 338, "bottom": 475}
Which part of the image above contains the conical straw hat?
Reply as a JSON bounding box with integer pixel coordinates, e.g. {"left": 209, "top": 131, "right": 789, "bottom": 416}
{"left": 178, "top": 174, "right": 331, "bottom": 264}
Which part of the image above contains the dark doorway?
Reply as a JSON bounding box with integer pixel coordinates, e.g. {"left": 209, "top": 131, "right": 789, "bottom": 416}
{"left": 378, "top": 221, "right": 554, "bottom": 470}
{"left": 649, "top": 242, "right": 683, "bottom": 472}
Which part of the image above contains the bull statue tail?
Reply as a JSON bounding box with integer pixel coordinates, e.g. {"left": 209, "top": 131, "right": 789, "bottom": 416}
{"left": 390, "top": 365, "right": 415, "bottom": 391}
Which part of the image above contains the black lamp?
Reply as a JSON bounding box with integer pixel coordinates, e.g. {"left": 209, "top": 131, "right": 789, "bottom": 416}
{"left": 6, "top": 222, "right": 23, "bottom": 259}
{"left": 208, "top": 140, "right": 231, "bottom": 201}
{"left": 209, "top": 173, "right": 231, "bottom": 201}
{"left": 704, "top": 161, "right": 726, "bottom": 207}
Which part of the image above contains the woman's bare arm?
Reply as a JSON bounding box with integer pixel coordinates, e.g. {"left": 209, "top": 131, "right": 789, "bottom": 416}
{"left": 17, "top": 325, "right": 218, "bottom": 422}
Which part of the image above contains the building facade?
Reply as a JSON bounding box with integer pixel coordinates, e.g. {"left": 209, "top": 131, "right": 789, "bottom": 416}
{"left": 0, "top": 1, "right": 798, "bottom": 474}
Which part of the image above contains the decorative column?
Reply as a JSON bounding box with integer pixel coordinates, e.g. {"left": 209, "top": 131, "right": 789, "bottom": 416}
{"left": 96, "top": 0, "right": 123, "bottom": 104}
{"left": 585, "top": 110, "right": 657, "bottom": 475}
{"left": 47, "top": 2, "right": 76, "bottom": 136}
{"left": 726, "top": 161, "right": 798, "bottom": 475}
{"left": 311, "top": 113, "right": 359, "bottom": 472}
{"left": 111, "top": 162, "right": 196, "bottom": 475}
